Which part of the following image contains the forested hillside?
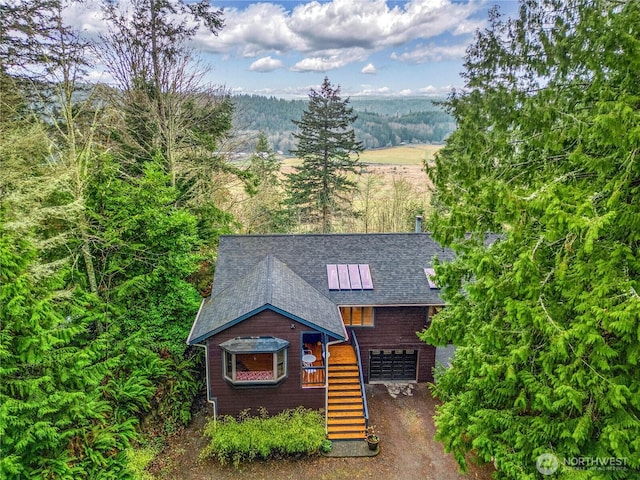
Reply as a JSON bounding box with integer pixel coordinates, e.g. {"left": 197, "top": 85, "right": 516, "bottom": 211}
{"left": 231, "top": 94, "right": 455, "bottom": 153}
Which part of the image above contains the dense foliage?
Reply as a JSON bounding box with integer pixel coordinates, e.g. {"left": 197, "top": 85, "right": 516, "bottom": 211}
{"left": 232, "top": 94, "right": 455, "bottom": 152}
{"left": 286, "top": 77, "right": 364, "bottom": 232}
{"left": 0, "top": 1, "right": 236, "bottom": 477}
{"left": 422, "top": 1, "right": 640, "bottom": 479}
{"left": 200, "top": 407, "right": 326, "bottom": 467}
{"left": 0, "top": 226, "right": 136, "bottom": 478}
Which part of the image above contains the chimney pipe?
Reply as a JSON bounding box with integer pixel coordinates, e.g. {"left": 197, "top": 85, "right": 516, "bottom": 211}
{"left": 415, "top": 215, "right": 423, "bottom": 233}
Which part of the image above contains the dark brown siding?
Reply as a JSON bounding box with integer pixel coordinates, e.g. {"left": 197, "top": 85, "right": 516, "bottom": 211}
{"left": 351, "top": 306, "right": 435, "bottom": 383}
{"left": 206, "top": 309, "right": 325, "bottom": 417}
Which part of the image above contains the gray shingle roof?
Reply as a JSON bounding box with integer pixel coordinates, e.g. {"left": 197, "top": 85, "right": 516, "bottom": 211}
{"left": 187, "top": 254, "right": 346, "bottom": 345}
{"left": 212, "top": 233, "right": 454, "bottom": 306}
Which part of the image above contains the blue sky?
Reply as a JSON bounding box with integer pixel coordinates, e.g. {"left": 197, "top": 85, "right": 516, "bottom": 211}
{"left": 68, "top": 0, "right": 519, "bottom": 98}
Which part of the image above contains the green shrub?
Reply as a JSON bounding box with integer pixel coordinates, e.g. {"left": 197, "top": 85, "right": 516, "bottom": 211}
{"left": 125, "top": 447, "right": 157, "bottom": 480}
{"left": 200, "top": 407, "right": 326, "bottom": 467}
{"left": 320, "top": 439, "right": 333, "bottom": 453}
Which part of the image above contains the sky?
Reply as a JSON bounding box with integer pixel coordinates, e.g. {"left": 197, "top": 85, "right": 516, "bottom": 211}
{"left": 66, "top": 0, "right": 519, "bottom": 98}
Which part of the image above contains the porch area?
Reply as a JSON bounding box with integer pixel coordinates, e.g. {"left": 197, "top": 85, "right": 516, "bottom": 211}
{"left": 301, "top": 339, "right": 326, "bottom": 387}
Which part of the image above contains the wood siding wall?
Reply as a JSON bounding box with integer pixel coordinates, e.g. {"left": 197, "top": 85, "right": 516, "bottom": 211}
{"left": 352, "top": 306, "right": 436, "bottom": 383}
{"left": 206, "top": 309, "right": 325, "bottom": 417}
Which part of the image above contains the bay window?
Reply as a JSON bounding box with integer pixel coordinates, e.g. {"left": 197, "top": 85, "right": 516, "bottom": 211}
{"left": 220, "top": 337, "right": 289, "bottom": 385}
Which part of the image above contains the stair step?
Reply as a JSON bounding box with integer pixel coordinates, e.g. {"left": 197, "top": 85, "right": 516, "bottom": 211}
{"left": 328, "top": 384, "right": 360, "bottom": 390}
{"left": 329, "top": 382, "right": 360, "bottom": 391}
{"left": 329, "top": 372, "right": 358, "bottom": 377}
{"left": 328, "top": 385, "right": 361, "bottom": 392}
{"left": 328, "top": 410, "right": 364, "bottom": 419}
{"left": 328, "top": 393, "right": 362, "bottom": 400}
{"left": 328, "top": 432, "right": 366, "bottom": 440}
{"left": 328, "top": 397, "right": 363, "bottom": 405}
{"left": 329, "top": 403, "right": 364, "bottom": 411}
{"left": 328, "top": 419, "right": 364, "bottom": 426}
{"left": 328, "top": 424, "right": 366, "bottom": 433}
{"left": 329, "top": 386, "right": 362, "bottom": 397}
{"left": 329, "top": 382, "right": 359, "bottom": 388}
{"left": 327, "top": 417, "right": 366, "bottom": 426}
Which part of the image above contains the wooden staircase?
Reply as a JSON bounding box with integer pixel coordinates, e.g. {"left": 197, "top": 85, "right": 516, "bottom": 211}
{"left": 327, "top": 345, "right": 366, "bottom": 440}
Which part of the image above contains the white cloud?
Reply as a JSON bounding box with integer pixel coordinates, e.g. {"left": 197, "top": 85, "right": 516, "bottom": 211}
{"left": 353, "top": 85, "right": 393, "bottom": 96}
{"left": 418, "top": 84, "right": 453, "bottom": 96}
{"left": 249, "top": 56, "right": 285, "bottom": 72}
{"left": 57, "top": 0, "right": 484, "bottom": 96}
{"left": 286, "top": 0, "right": 480, "bottom": 51}
{"left": 391, "top": 43, "right": 469, "bottom": 63}
{"left": 291, "top": 48, "right": 368, "bottom": 72}
{"left": 196, "top": 2, "right": 301, "bottom": 56}
{"left": 291, "top": 57, "right": 341, "bottom": 72}
{"left": 361, "top": 63, "right": 377, "bottom": 74}
{"left": 62, "top": 0, "right": 106, "bottom": 39}
{"left": 198, "top": 0, "right": 483, "bottom": 70}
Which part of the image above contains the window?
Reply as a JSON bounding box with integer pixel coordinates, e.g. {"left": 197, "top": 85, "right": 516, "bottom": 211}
{"left": 340, "top": 306, "right": 374, "bottom": 327}
{"left": 220, "top": 337, "right": 289, "bottom": 385}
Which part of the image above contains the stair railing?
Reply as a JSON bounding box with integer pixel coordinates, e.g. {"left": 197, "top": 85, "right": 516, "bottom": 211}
{"left": 349, "top": 328, "right": 369, "bottom": 428}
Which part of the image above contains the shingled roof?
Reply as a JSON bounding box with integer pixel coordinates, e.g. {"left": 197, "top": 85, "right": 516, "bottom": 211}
{"left": 212, "top": 233, "right": 453, "bottom": 305}
{"left": 187, "top": 254, "right": 347, "bottom": 345}
{"left": 188, "top": 233, "right": 453, "bottom": 344}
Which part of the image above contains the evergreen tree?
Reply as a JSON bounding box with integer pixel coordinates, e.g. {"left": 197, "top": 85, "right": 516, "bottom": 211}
{"left": 0, "top": 223, "right": 136, "bottom": 478}
{"left": 249, "top": 132, "right": 280, "bottom": 188}
{"left": 421, "top": 1, "right": 640, "bottom": 478}
{"left": 90, "top": 158, "right": 202, "bottom": 358}
{"left": 241, "top": 132, "right": 284, "bottom": 233}
{"left": 88, "top": 158, "right": 203, "bottom": 428}
{"left": 286, "top": 77, "right": 363, "bottom": 232}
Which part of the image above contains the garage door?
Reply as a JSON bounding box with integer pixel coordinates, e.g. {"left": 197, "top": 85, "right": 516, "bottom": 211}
{"left": 368, "top": 349, "right": 418, "bottom": 382}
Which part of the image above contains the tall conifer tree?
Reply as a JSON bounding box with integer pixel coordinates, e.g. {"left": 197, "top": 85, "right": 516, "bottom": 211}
{"left": 422, "top": 1, "right": 640, "bottom": 478}
{"left": 286, "top": 77, "right": 363, "bottom": 232}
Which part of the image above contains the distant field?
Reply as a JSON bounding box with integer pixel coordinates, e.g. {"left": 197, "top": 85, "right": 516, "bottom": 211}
{"left": 358, "top": 144, "right": 442, "bottom": 165}
{"left": 281, "top": 143, "right": 442, "bottom": 168}
{"left": 279, "top": 143, "right": 436, "bottom": 195}
{"left": 234, "top": 144, "right": 437, "bottom": 233}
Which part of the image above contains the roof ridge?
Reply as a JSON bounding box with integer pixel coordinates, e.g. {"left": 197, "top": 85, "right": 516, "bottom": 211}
{"left": 265, "top": 254, "right": 273, "bottom": 304}
{"left": 220, "top": 232, "right": 436, "bottom": 239}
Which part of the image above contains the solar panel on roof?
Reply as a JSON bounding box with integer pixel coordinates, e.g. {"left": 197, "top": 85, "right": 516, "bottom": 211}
{"left": 424, "top": 267, "right": 438, "bottom": 289}
{"left": 326, "top": 264, "right": 373, "bottom": 290}
{"left": 359, "top": 264, "right": 373, "bottom": 290}
{"left": 348, "top": 264, "right": 362, "bottom": 289}
{"left": 337, "top": 264, "right": 350, "bottom": 290}
{"left": 327, "top": 264, "right": 339, "bottom": 290}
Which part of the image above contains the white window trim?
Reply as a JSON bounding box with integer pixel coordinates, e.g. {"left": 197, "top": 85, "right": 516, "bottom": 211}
{"left": 223, "top": 349, "right": 288, "bottom": 385}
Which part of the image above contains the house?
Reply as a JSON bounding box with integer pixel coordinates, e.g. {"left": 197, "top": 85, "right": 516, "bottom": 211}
{"left": 186, "top": 231, "right": 454, "bottom": 440}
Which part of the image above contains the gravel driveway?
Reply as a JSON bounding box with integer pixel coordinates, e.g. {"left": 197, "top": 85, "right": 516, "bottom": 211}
{"left": 150, "top": 384, "right": 494, "bottom": 479}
